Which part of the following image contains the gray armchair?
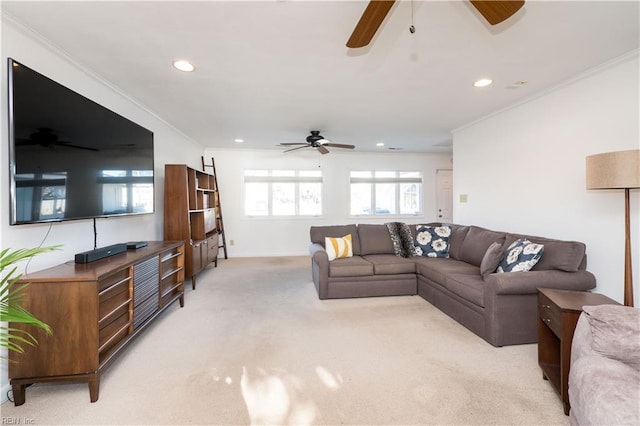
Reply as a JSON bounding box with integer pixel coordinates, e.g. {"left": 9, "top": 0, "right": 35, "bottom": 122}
{"left": 568, "top": 304, "right": 640, "bottom": 425}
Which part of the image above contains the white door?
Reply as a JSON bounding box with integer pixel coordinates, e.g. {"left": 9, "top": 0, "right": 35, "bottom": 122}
{"left": 436, "top": 169, "right": 453, "bottom": 223}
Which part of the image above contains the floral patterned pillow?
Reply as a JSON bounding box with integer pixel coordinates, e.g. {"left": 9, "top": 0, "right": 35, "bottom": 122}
{"left": 414, "top": 225, "right": 451, "bottom": 258}
{"left": 497, "top": 238, "right": 544, "bottom": 273}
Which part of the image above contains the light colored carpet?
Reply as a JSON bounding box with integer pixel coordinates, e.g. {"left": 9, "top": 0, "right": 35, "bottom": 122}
{"left": 1, "top": 256, "right": 569, "bottom": 425}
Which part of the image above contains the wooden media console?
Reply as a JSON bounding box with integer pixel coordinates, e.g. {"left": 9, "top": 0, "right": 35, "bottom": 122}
{"left": 8, "top": 241, "right": 185, "bottom": 405}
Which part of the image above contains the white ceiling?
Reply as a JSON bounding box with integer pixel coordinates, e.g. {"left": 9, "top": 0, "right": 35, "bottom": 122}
{"left": 2, "top": 1, "right": 639, "bottom": 153}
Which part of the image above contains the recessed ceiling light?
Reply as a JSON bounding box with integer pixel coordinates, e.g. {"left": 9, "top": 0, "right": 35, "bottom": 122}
{"left": 234, "top": 139, "right": 244, "bottom": 143}
{"left": 473, "top": 78, "right": 493, "bottom": 88}
{"left": 172, "top": 60, "right": 195, "bottom": 72}
{"left": 376, "top": 142, "right": 385, "bottom": 147}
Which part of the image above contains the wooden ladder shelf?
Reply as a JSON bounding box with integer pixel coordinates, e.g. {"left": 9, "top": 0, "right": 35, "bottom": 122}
{"left": 201, "top": 156, "right": 228, "bottom": 260}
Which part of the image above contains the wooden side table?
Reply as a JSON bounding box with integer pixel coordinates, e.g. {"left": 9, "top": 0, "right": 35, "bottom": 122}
{"left": 537, "top": 288, "right": 619, "bottom": 415}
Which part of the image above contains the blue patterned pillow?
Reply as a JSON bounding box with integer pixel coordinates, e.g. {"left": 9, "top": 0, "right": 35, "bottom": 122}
{"left": 497, "top": 238, "right": 544, "bottom": 273}
{"left": 414, "top": 225, "right": 451, "bottom": 258}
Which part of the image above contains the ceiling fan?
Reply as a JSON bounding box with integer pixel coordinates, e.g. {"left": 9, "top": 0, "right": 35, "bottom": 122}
{"left": 17, "top": 128, "right": 99, "bottom": 151}
{"left": 346, "top": 0, "right": 525, "bottom": 48}
{"left": 280, "top": 130, "right": 355, "bottom": 155}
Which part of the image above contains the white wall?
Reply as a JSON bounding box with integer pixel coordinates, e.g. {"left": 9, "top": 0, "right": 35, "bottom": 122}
{"left": 453, "top": 51, "right": 640, "bottom": 304}
{"left": 1, "top": 17, "right": 205, "bottom": 401}
{"left": 203, "top": 148, "right": 452, "bottom": 257}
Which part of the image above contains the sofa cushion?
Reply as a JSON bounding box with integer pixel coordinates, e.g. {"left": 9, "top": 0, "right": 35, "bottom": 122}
{"left": 480, "top": 238, "right": 506, "bottom": 279}
{"left": 363, "top": 254, "right": 416, "bottom": 275}
{"left": 325, "top": 234, "right": 353, "bottom": 261}
{"left": 328, "top": 256, "right": 374, "bottom": 277}
{"left": 497, "top": 238, "right": 544, "bottom": 273}
{"left": 414, "top": 257, "right": 480, "bottom": 286}
{"left": 414, "top": 225, "right": 451, "bottom": 258}
{"left": 458, "top": 226, "right": 507, "bottom": 266}
{"left": 444, "top": 273, "right": 486, "bottom": 307}
{"left": 583, "top": 305, "right": 640, "bottom": 371}
{"left": 311, "top": 224, "right": 361, "bottom": 255}
{"left": 447, "top": 224, "right": 471, "bottom": 260}
{"left": 527, "top": 236, "right": 586, "bottom": 272}
{"left": 358, "top": 224, "right": 394, "bottom": 255}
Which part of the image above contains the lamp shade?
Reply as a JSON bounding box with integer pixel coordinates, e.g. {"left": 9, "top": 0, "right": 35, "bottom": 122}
{"left": 586, "top": 149, "right": 640, "bottom": 189}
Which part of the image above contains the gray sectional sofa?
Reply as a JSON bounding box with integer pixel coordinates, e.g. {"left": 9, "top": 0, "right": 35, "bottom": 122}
{"left": 310, "top": 223, "right": 596, "bottom": 347}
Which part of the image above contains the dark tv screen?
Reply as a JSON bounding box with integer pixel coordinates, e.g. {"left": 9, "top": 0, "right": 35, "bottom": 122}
{"left": 8, "top": 58, "right": 155, "bottom": 225}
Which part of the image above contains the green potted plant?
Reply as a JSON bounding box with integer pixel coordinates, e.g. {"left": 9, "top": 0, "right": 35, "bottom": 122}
{"left": 1, "top": 246, "right": 60, "bottom": 356}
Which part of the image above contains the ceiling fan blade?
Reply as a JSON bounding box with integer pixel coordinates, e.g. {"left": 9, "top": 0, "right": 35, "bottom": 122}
{"left": 317, "top": 145, "right": 330, "bottom": 155}
{"left": 346, "top": 0, "right": 396, "bottom": 48}
{"left": 325, "top": 143, "right": 355, "bottom": 150}
{"left": 469, "top": 0, "right": 525, "bottom": 25}
{"left": 284, "top": 146, "right": 309, "bottom": 153}
{"left": 64, "top": 143, "right": 99, "bottom": 152}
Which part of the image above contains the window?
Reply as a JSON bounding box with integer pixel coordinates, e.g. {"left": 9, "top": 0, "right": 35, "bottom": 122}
{"left": 350, "top": 171, "right": 422, "bottom": 216}
{"left": 244, "top": 170, "right": 322, "bottom": 216}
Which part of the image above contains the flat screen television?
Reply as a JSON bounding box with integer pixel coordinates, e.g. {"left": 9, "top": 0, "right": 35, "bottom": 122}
{"left": 8, "top": 58, "right": 155, "bottom": 225}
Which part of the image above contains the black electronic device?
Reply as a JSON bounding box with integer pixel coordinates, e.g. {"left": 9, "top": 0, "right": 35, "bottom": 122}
{"left": 126, "top": 241, "right": 148, "bottom": 250}
{"left": 8, "top": 58, "right": 155, "bottom": 225}
{"left": 74, "top": 243, "right": 127, "bottom": 264}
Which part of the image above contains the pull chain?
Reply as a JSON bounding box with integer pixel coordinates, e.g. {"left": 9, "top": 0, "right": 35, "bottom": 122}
{"left": 409, "top": 0, "right": 415, "bottom": 34}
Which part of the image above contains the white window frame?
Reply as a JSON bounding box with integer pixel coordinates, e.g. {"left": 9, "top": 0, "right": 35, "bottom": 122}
{"left": 243, "top": 169, "right": 323, "bottom": 217}
{"left": 349, "top": 170, "right": 423, "bottom": 217}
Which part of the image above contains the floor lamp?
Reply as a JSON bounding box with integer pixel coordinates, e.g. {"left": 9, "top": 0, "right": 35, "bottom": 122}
{"left": 586, "top": 149, "right": 640, "bottom": 307}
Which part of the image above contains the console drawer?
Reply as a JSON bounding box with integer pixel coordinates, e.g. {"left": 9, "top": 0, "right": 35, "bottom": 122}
{"left": 99, "top": 279, "right": 131, "bottom": 323}
{"left": 98, "top": 304, "right": 130, "bottom": 354}
{"left": 98, "top": 268, "right": 131, "bottom": 292}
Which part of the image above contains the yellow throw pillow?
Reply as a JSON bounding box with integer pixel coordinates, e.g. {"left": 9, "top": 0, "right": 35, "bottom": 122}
{"left": 325, "top": 234, "right": 353, "bottom": 261}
